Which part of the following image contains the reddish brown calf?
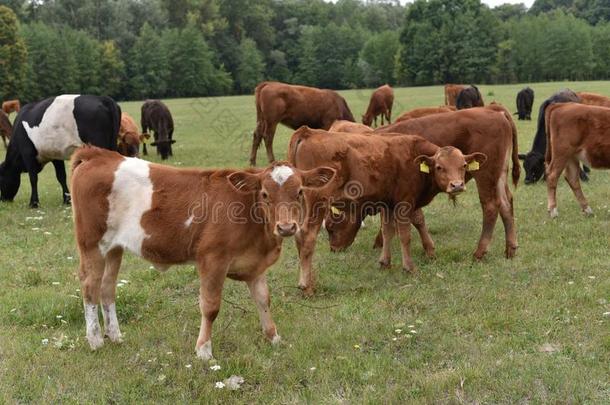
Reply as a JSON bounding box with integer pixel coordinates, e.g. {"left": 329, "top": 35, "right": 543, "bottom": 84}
{"left": 362, "top": 84, "right": 394, "bottom": 127}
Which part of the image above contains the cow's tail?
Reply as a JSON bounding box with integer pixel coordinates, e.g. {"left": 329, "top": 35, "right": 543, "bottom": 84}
{"left": 254, "top": 82, "right": 268, "bottom": 139}
{"left": 288, "top": 126, "right": 313, "bottom": 166}
{"left": 544, "top": 104, "right": 560, "bottom": 165}
{"left": 489, "top": 103, "right": 520, "bottom": 187}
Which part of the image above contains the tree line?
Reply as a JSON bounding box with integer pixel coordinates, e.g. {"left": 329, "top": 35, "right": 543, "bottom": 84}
{"left": 0, "top": 0, "right": 609, "bottom": 102}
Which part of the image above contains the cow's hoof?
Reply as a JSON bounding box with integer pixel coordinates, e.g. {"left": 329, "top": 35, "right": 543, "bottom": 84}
{"left": 196, "top": 341, "right": 213, "bottom": 361}
{"left": 29, "top": 202, "right": 39, "bottom": 209}
{"left": 378, "top": 259, "right": 391, "bottom": 269}
{"left": 505, "top": 245, "right": 518, "bottom": 259}
{"left": 402, "top": 266, "right": 418, "bottom": 275}
{"left": 87, "top": 334, "right": 104, "bottom": 350}
{"left": 583, "top": 206, "right": 593, "bottom": 216}
{"left": 299, "top": 285, "right": 315, "bottom": 297}
{"left": 580, "top": 172, "right": 589, "bottom": 182}
{"left": 473, "top": 251, "right": 487, "bottom": 261}
{"left": 549, "top": 207, "right": 558, "bottom": 218}
{"left": 270, "top": 334, "right": 282, "bottom": 345}
{"left": 424, "top": 248, "right": 436, "bottom": 259}
{"left": 105, "top": 331, "right": 123, "bottom": 343}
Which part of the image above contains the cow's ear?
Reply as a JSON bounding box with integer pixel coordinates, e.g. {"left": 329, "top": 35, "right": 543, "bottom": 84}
{"left": 228, "top": 171, "right": 261, "bottom": 193}
{"left": 301, "top": 167, "right": 336, "bottom": 188}
{"left": 464, "top": 152, "right": 487, "bottom": 171}
{"left": 414, "top": 155, "right": 434, "bottom": 174}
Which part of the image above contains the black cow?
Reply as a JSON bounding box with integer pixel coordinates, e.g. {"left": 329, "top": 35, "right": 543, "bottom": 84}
{"left": 141, "top": 100, "right": 174, "bottom": 160}
{"left": 456, "top": 85, "right": 484, "bottom": 109}
{"left": 0, "top": 95, "right": 121, "bottom": 208}
{"left": 518, "top": 89, "right": 589, "bottom": 184}
{"left": 515, "top": 87, "right": 534, "bottom": 120}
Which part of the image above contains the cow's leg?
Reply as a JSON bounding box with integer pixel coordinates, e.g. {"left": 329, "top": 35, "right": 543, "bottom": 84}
{"left": 373, "top": 228, "right": 383, "bottom": 249}
{"left": 27, "top": 170, "right": 40, "bottom": 208}
{"left": 1, "top": 135, "right": 6, "bottom": 148}
{"left": 249, "top": 123, "right": 264, "bottom": 166}
{"left": 51, "top": 160, "right": 71, "bottom": 205}
{"left": 295, "top": 219, "right": 323, "bottom": 296}
{"left": 394, "top": 210, "right": 416, "bottom": 273}
{"left": 100, "top": 247, "right": 123, "bottom": 343}
{"left": 411, "top": 209, "right": 435, "bottom": 258}
{"left": 473, "top": 180, "right": 500, "bottom": 260}
{"left": 78, "top": 247, "right": 106, "bottom": 350}
{"left": 387, "top": 107, "right": 392, "bottom": 124}
{"left": 580, "top": 164, "right": 590, "bottom": 182}
{"left": 496, "top": 168, "right": 518, "bottom": 258}
{"left": 381, "top": 113, "right": 384, "bottom": 126}
{"left": 168, "top": 128, "right": 174, "bottom": 156}
{"left": 195, "top": 259, "right": 226, "bottom": 361}
{"left": 247, "top": 274, "right": 280, "bottom": 344}
{"left": 545, "top": 155, "right": 568, "bottom": 218}
{"left": 263, "top": 123, "right": 278, "bottom": 163}
{"left": 378, "top": 209, "right": 395, "bottom": 268}
{"left": 564, "top": 158, "right": 592, "bottom": 215}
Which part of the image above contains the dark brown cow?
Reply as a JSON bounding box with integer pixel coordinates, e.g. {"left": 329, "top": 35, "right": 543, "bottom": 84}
{"left": 2, "top": 100, "right": 20, "bottom": 115}
{"left": 329, "top": 120, "right": 373, "bottom": 133}
{"left": 362, "top": 84, "right": 394, "bottom": 127}
{"left": 141, "top": 100, "right": 174, "bottom": 159}
{"left": 70, "top": 146, "right": 334, "bottom": 359}
{"left": 118, "top": 113, "right": 149, "bottom": 157}
{"left": 250, "top": 81, "right": 355, "bottom": 166}
{"left": 444, "top": 84, "right": 466, "bottom": 106}
{"left": 576, "top": 92, "right": 610, "bottom": 108}
{"left": 456, "top": 85, "right": 484, "bottom": 109}
{"left": 395, "top": 106, "right": 456, "bottom": 123}
{"left": 325, "top": 105, "right": 520, "bottom": 264}
{"left": 544, "top": 103, "right": 610, "bottom": 218}
{"left": 288, "top": 128, "right": 486, "bottom": 293}
{"left": 0, "top": 110, "right": 11, "bottom": 148}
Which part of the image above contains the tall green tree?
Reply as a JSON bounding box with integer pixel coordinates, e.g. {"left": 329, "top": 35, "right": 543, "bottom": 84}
{"left": 0, "top": 5, "right": 27, "bottom": 99}
{"left": 127, "top": 23, "right": 169, "bottom": 99}
{"left": 359, "top": 30, "right": 399, "bottom": 87}
{"left": 236, "top": 37, "right": 265, "bottom": 93}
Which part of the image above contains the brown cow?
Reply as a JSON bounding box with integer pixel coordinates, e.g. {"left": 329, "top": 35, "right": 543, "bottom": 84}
{"left": 395, "top": 106, "right": 456, "bottom": 123}
{"left": 444, "top": 84, "right": 466, "bottom": 106}
{"left": 0, "top": 110, "right": 11, "bottom": 148}
{"left": 250, "top": 81, "right": 355, "bottom": 166}
{"left": 456, "top": 85, "right": 485, "bottom": 109}
{"left": 362, "top": 84, "right": 394, "bottom": 127}
{"left": 325, "top": 105, "right": 520, "bottom": 265}
{"left": 544, "top": 103, "right": 610, "bottom": 218}
{"left": 288, "top": 128, "right": 486, "bottom": 294}
{"left": 2, "top": 100, "right": 20, "bottom": 115}
{"left": 328, "top": 120, "right": 373, "bottom": 133}
{"left": 118, "top": 113, "right": 149, "bottom": 157}
{"left": 576, "top": 92, "right": 610, "bottom": 108}
{"left": 70, "top": 145, "right": 335, "bottom": 359}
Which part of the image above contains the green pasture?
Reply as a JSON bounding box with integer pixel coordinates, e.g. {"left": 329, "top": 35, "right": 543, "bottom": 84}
{"left": 0, "top": 82, "right": 608, "bottom": 403}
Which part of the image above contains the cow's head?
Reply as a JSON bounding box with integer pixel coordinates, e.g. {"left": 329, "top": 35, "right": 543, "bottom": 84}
{"left": 325, "top": 204, "right": 362, "bottom": 252}
{"left": 415, "top": 147, "right": 487, "bottom": 195}
{"left": 228, "top": 163, "right": 335, "bottom": 237}
{"left": 0, "top": 160, "right": 21, "bottom": 202}
{"left": 117, "top": 133, "right": 141, "bottom": 157}
{"left": 151, "top": 139, "right": 175, "bottom": 160}
{"left": 519, "top": 151, "right": 544, "bottom": 184}
{"left": 362, "top": 114, "right": 373, "bottom": 127}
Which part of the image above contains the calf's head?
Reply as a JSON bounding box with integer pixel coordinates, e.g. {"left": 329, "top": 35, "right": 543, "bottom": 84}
{"left": 228, "top": 163, "right": 335, "bottom": 237}
{"left": 519, "top": 151, "right": 544, "bottom": 184}
{"left": 362, "top": 114, "right": 373, "bottom": 127}
{"left": 117, "top": 133, "right": 141, "bottom": 157}
{"left": 415, "top": 147, "right": 486, "bottom": 195}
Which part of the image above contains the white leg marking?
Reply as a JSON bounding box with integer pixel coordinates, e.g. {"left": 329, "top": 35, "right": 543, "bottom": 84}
{"left": 84, "top": 303, "right": 104, "bottom": 350}
{"left": 102, "top": 303, "right": 122, "bottom": 343}
{"left": 583, "top": 206, "right": 593, "bottom": 216}
{"left": 271, "top": 334, "right": 282, "bottom": 345}
{"left": 270, "top": 165, "right": 294, "bottom": 185}
{"left": 99, "top": 158, "right": 153, "bottom": 256}
{"left": 549, "top": 207, "right": 559, "bottom": 218}
{"left": 196, "top": 340, "right": 213, "bottom": 361}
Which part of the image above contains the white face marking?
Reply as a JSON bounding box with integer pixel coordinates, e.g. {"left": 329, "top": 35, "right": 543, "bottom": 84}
{"left": 84, "top": 303, "right": 104, "bottom": 350}
{"left": 23, "top": 94, "right": 82, "bottom": 162}
{"left": 270, "top": 165, "right": 294, "bottom": 186}
{"left": 196, "top": 340, "right": 213, "bottom": 361}
{"left": 184, "top": 214, "right": 195, "bottom": 228}
{"left": 102, "top": 303, "right": 122, "bottom": 343}
{"left": 99, "top": 157, "right": 153, "bottom": 257}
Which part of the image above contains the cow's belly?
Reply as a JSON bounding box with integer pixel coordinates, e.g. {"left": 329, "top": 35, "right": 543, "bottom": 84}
{"left": 227, "top": 246, "right": 281, "bottom": 281}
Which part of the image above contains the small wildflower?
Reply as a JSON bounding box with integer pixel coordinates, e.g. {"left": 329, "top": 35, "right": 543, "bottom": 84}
{"left": 166, "top": 351, "right": 173, "bottom": 355}
{"left": 568, "top": 281, "right": 574, "bottom": 285}
{"left": 52, "top": 282, "right": 60, "bottom": 285}
{"left": 394, "top": 329, "right": 402, "bottom": 334}
{"left": 353, "top": 344, "right": 361, "bottom": 349}
{"left": 185, "top": 364, "right": 192, "bottom": 369}
{"left": 67, "top": 256, "right": 74, "bottom": 260}
{"left": 309, "top": 367, "right": 316, "bottom": 371}
{"left": 158, "top": 374, "right": 166, "bottom": 382}
{"left": 410, "top": 330, "right": 417, "bottom": 334}
{"left": 210, "top": 365, "right": 221, "bottom": 371}
{"left": 41, "top": 338, "right": 49, "bottom": 345}
{"left": 392, "top": 337, "right": 397, "bottom": 341}
{"left": 215, "top": 382, "right": 225, "bottom": 389}
{"left": 56, "top": 315, "right": 63, "bottom": 319}
{"left": 588, "top": 276, "right": 596, "bottom": 280}
{"left": 603, "top": 312, "right": 610, "bottom": 317}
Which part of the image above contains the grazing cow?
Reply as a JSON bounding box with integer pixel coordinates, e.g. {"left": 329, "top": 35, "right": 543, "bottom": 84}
{"left": 141, "top": 100, "right": 174, "bottom": 160}
{"left": 544, "top": 103, "right": 610, "bottom": 218}
{"left": 0, "top": 110, "right": 11, "bottom": 148}
{"left": 322, "top": 105, "right": 519, "bottom": 270}
{"left": 444, "top": 84, "right": 466, "bottom": 106}
{"left": 0, "top": 95, "right": 120, "bottom": 208}
{"left": 289, "top": 128, "right": 486, "bottom": 287}
{"left": 575, "top": 92, "right": 610, "bottom": 108}
{"left": 519, "top": 89, "right": 582, "bottom": 184}
{"left": 456, "top": 85, "right": 484, "bottom": 109}
{"left": 118, "top": 113, "right": 149, "bottom": 157}
{"left": 70, "top": 146, "right": 334, "bottom": 359}
{"left": 515, "top": 87, "right": 534, "bottom": 120}
{"left": 362, "top": 84, "right": 394, "bottom": 127}
{"left": 250, "top": 81, "right": 355, "bottom": 166}
{"left": 328, "top": 120, "right": 373, "bottom": 133}
{"left": 395, "top": 106, "right": 456, "bottom": 123}
{"left": 2, "top": 100, "right": 20, "bottom": 115}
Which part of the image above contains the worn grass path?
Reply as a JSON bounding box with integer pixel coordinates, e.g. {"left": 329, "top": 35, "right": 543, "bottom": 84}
{"left": 0, "top": 82, "right": 608, "bottom": 403}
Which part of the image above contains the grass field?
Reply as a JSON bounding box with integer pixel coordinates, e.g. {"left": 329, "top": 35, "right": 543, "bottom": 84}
{"left": 0, "top": 82, "right": 608, "bottom": 403}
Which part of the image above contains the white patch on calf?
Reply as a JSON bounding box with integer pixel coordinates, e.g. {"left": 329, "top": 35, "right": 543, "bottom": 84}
{"left": 23, "top": 94, "right": 83, "bottom": 162}
{"left": 99, "top": 157, "right": 153, "bottom": 257}
{"left": 84, "top": 303, "right": 104, "bottom": 350}
{"left": 270, "top": 165, "right": 294, "bottom": 186}
{"left": 196, "top": 340, "right": 213, "bottom": 361}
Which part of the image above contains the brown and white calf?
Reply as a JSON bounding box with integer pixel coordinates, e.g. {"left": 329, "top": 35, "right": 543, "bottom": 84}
{"left": 544, "top": 103, "right": 610, "bottom": 218}
{"left": 70, "top": 146, "right": 334, "bottom": 359}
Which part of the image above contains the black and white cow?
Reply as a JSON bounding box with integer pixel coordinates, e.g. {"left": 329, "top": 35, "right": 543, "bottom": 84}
{"left": 141, "top": 100, "right": 174, "bottom": 160}
{"left": 515, "top": 87, "right": 534, "bottom": 120}
{"left": 0, "top": 95, "right": 121, "bottom": 207}
{"left": 518, "top": 89, "right": 590, "bottom": 184}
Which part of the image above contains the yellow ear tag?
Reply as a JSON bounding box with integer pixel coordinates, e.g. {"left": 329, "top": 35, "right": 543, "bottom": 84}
{"left": 467, "top": 161, "right": 480, "bottom": 171}
{"left": 419, "top": 162, "right": 430, "bottom": 173}
{"left": 331, "top": 206, "right": 341, "bottom": 215}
